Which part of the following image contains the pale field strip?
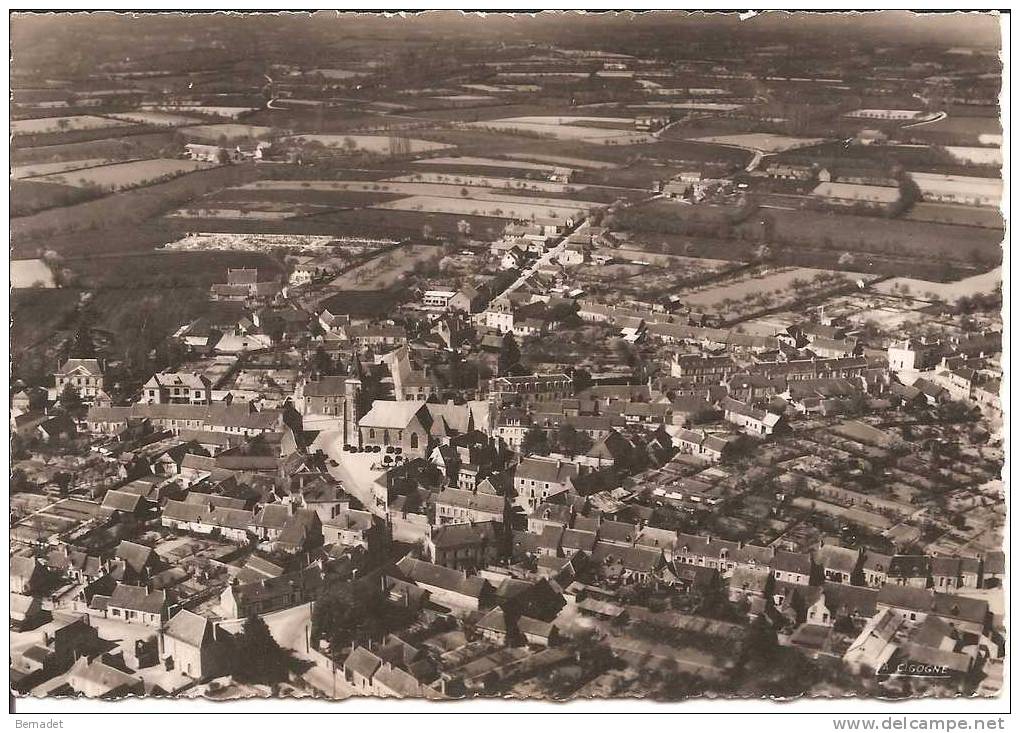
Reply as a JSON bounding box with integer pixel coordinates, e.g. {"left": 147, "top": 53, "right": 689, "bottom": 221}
{"left": 182, "top": 123, "right": 275, "bottom": 140}
{"left": 30, "top": 158, "right": 213, "bottom": 189}
{"left": 687, "top": 88, "right": 731, "bottom": 95}
{"left": 238, "top": 180, "right": 603, "bottom": 208}
{"left": 689, "top": 132, "right": 828, "bottom": 153}
{"left": 461, "top": 84, "right": 514, "bottom": 93}
{"left": 466, "top": 117, "right": 653, "bottom": 144}
{"left": 495, "top": 115, "right": 637, "bottom": 125}
{"left": 843, "top": 108, "right": 927, "bottom": 119}
{"left": 108, "top": 110, "right": 208, "bottom": 126}
{"left": 431, "top": 94, "right": 497, "bottom": 102}
{"left": 145, "top": 105, "right": 259, "bottom": 119}
{"left": 412, "top": 156, "right": 559, "bottom": 172}
{"left": 653, "top": 88, "right": 730, "bottom": 96}
{"left": 305, "top": 68, "right": 366, "bottom": 79}
{"left": 906, "top": 171, "right": 1003, "bottom": 200}
{"left": 871, "top": 267, "right": 1002, "bottom": 301}
{"left": 163, "top": 232, "right": 393, "bottom": 251}
{"left": 790, "top": 496, "right": 893, "bottom": 530}
{"left": 496, "top": 71, "right": 590, "bottom": 78}
{"left": 372, "top": 195, "right": 590, "bottom": 220}
{"left": 330, "top": 244, "right": 440, "bottom": 290}
{"left": 500, "top": 152, "right": 618, "bottom": 169}
{"left": 630, "top": 102, "right": 745, "bottom": 111}
{"left": 609, "top": 246, "right": 731, "bottom": 269}
{"left": 11, "top": 258, "right": 56, "bottom": 288}
{"left": 17, "top": 100, "right": 69, "bottom": 109}
{"left": 11, "top": 157, "right": 113, "bottom": 179}
{"left": 282, "top": 133, "right": 453, "bottom": 153}
{"left": 11, "top": 114, "right": 133, "bottom": 135}
{"left": 168, "top": 207, "right": 298, "bottom": 220}
{"left": 269, "top": 99, "right": 327, "bottom": 108}
{"left": 942, "top": 146, "right": 1002, "bottom": 166}
{"left": 678, "top": 267, "right": 874, "bottom": 309}
{"left": 385, "top": 173, "right": 575, "bottom": 192}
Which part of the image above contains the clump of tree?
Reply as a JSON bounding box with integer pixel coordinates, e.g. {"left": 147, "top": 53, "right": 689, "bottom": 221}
{"left": 234, "top": 614, "right": 294, "bottom": 684}
{"left": 522, "top": 425, "right": 551, "bottom": 456}
{"left": 311, "top": 578, "right": 391, "bottom": 659}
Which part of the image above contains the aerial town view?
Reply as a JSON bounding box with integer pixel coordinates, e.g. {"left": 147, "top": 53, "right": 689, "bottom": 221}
{"left": 9, "top": 11, "right": 1006, "bottom": 706}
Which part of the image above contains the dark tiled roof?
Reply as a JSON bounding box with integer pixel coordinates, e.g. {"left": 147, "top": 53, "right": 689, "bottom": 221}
{"left": 395, "top": 556, "right": 490, "bottom": 599}
{"left": 108, "top": 583, "right": 166, "bottom": 615}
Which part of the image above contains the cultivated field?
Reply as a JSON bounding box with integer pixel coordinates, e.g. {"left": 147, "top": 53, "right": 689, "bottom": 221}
{"left": 414, "top": 156, "right": 558, "bottom": 172}
{"left": 904, "top": 202, "right": 1004, "bottom": 229}
{"left": 235, "top": 180, "right": 602, "bottom": 215}
{"left": 168, "top": 205, "right": 312, "bottom": 221}
{"left": 283, "top": 134, "right": 452, "bottom": 153}
{"left": 164, "top": 232, "right": 394, "bottom": 253}
{"left": 913, "top": 115, "right": 1002, "bottom": 140}
{"left": 10, "top": 131, "right": 178, "bottom": 167}
{"left": 468, "top": 116, "right": 653, "bottom": 145}
{"left": 110, "top": 111, "right": 207, "bottom": 126}
{"left": 674, "top": 266, "right": 869, "bottom": 319}
{"left": 689, "top": 133, "right": 827, "bottom": 153}
{"left": 31, "top": 158, "right": 214, "bottom": 190}
{"left": 843, "top": 109, "right": 926, "bottom": 120}
{"left": 755, "top": 209, "right": 1004, "bottom": 265}
{"left": 573, "top": 252, "right": 729, "bottom": 302}
{"left": 630, "top": 102, "right": 744, "bottom": 112}
{"left": 306, "top": 68, "right": 366, "bottom": 79}
{"left": 11, "top": 158, "right": 112, "bottom": 179}
{"left": 501, "top": 153, "right": 618, "bottom": 169}
{"left": 329, "top": 243, "right": 440, "bottom": 290}
{"left": 386, "top": 173, "right": 575, "bottom": 192}
{"left": 432, "top": 94, "right": 497, "bottom": 102}
{"left": 146, "top": 105, "right": 258, "bottom": 119}
{"left": 943, "top": 146, "right": 1002, "bottom": 166}
{"left": 374, "top": 194, "right": 587, "bottom": 221}
{"left": 12, "top": 114, "right": 132, "bottom": 135}
{"left": 11, "top": 259, "right": 56, "bottom": 288}
{"left": 872, "top": 267, "right": 1002, "bottom": 302}
{"left": 239, "top": 180, "right": 595, "bottom": 202}
{"left": 181, "top": 123, "right": 275, "bottom": 140}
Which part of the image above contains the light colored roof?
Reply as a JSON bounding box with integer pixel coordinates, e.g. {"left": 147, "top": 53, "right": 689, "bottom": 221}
{"left": 56, "top": 358, "right": 103, "bottom": 376}
{"left": 69, "top": 657, "right": 141, "bottom": 695}
{"left": 324, "top": 509, "right": 375, "bottom": 532}
{"left": 146, "top": 371, "right": 208, "bottom": 389}
{"left": 11, "top": 556, "right": 41, "bottom": 580}
{"left": 426, "top": 403, "right": 472, "bottom": 435}
{"left": 515, "top": 457, "right": 579, "bottom": 485}
{"left": 429, "top": 521, "right": 500, "bottom": 550}
{"left": 163, "top": 499, "right": 205, "bottom": 523}
{"left": 816, "top": 544, "right": 859, "bottom": 574}
{"left": 10, "top": 592, "right": 38, "bottom": 615}
{"left": 164, "top": 609, "right": 212, "bottom": 647}
{"left": 435, "top": 488, "right": 505, "bottom": 515}
{"left": 101, "top": 490, "right": 143, "bottom": 513}
{"left": 359, "top": 400, "right": 428, "bottom": 430}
